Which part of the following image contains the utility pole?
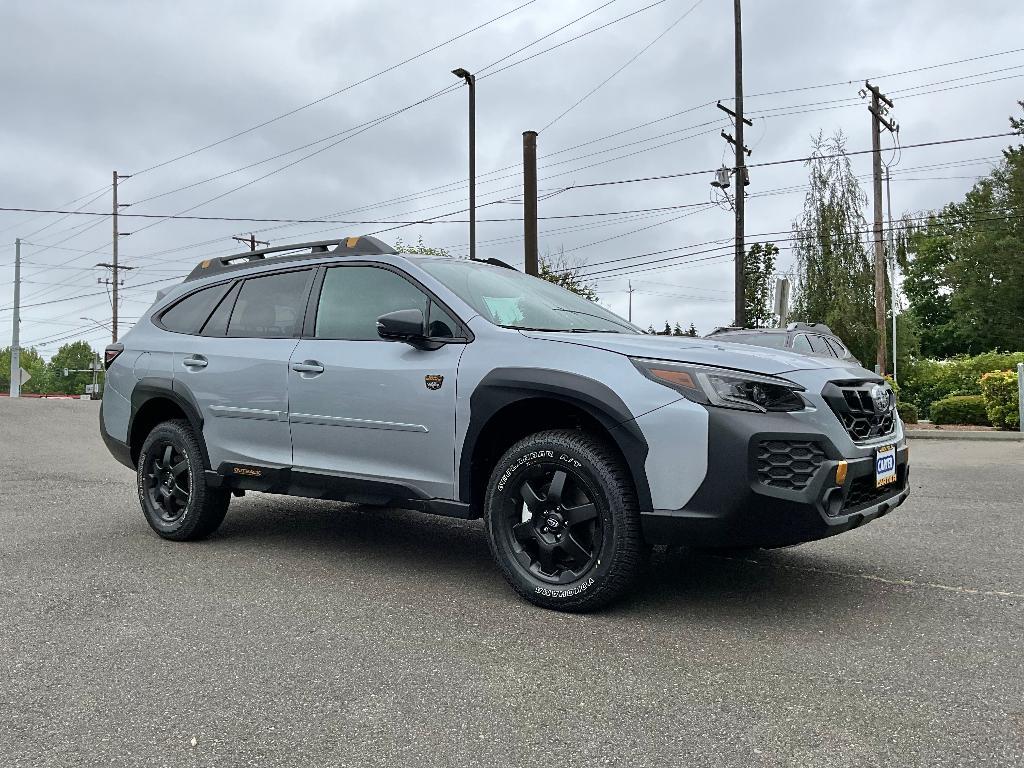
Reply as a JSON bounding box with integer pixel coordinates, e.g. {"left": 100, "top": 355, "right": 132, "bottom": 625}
{"left": 523, "top": 130, "right": 539, "bottom": 276}
{"left": 885, "top": 165, "right": 898, "bottom": 382}
{"left": 111, "top": 171, "right": 131, "bottom": 344}
{"left": 233, "top": 233, "right": 269, "bottom": 252}
{"left": 96, "top": 262, "right": 135, "bottom": 339}
{"left": 452, "top": 68, "right": 477, "bottom": 261}
{"left": 10, "top": 238, "right": 21, "bottom": 398}
{"left": 713, "top": 1, "right": 752, "bottom": 327}
{"left": 627, "top": 280, "right": 634, "bottom": 323}
{"left": 732, "top": 0, "right": 747, "bottom": 328}
{"left": 865, "top": 82, "right": 896, "bottom": 375}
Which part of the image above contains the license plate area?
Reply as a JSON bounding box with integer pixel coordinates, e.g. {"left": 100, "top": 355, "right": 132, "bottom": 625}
{"left": 875, "top": 444, "right": 897, "bottom": 488}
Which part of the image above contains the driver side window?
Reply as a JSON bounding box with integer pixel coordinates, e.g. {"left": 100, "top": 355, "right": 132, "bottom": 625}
{"left": 314, "top": 266, "right": 458, "bottom": 340}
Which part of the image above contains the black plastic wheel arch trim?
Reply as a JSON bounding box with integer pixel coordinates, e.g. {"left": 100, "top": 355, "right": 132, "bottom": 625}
{"left": 460, "top": 368, "right": 652, "bottom": 512}
{"left": 127, "top": 378, "right": 210, "bottom": 470}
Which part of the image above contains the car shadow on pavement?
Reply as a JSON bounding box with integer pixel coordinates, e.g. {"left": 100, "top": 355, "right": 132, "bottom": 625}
{"left": 201, "top": 496, "right": 890, "bottom": 623}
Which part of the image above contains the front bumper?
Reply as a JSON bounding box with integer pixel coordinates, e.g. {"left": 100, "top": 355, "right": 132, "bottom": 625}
{"left": 641, "top": 407, "right": 909, "bottom": 548}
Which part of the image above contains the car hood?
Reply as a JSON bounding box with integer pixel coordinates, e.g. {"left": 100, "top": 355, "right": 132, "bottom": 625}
{"left": 520, "top": 331, "right": 874, "bottom": 377}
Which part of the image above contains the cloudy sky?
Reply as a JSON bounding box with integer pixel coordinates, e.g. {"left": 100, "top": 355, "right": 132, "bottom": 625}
{"left": 2, "top": 0, "right": 1022, "bottom": 354}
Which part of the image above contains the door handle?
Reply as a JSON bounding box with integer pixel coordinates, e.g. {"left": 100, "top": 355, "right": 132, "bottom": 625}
{"left": 182, "top": 355, "right": 208, "bottom": 369}
{"left": 291, "top": 360, "right": 325, "bottom": 374}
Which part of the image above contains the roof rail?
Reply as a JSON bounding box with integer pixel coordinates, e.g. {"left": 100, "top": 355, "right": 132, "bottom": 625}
{"left": 184, "top": 235, "right": 397, "bottom": 282}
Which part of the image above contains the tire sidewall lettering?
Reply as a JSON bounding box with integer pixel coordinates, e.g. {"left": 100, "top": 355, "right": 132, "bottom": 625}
{"left": 496, "top": 450, "right": 554, "bottom": 492}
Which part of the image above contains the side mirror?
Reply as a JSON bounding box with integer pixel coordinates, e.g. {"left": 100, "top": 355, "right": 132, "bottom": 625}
{"left": 376, "top": 309, "right": 426, "bottom": 342}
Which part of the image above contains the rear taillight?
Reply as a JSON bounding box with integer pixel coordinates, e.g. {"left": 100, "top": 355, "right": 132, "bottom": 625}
{"left": 104, "top": 343, "right": 124, "bottom": 369}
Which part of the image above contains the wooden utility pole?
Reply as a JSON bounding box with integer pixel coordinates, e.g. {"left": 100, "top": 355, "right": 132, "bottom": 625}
{"left": 111, "top": 171, "right": 120, "bottom": 345}
{"left": 233, "top": 233, "right": 269, "bottom": 252}
{"left": 522, "top": 130, "right": 539, "bottom": 276}
{"left": 885, "top": 165, "right": 898, "bottom": 382}
{"left": 110, "top": 171, "right": 131, "bottom": 343}
{"left": 865, "top": 82, "right": 896, "bottom": 375}
{"left": 627, "top": 280, "right": 634, "bottom": 323}
{"left": 732, "top": 0, "right": 746, "bottom": 328}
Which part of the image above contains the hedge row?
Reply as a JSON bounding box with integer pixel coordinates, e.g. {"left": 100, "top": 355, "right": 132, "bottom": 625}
{"left": 930, "top": 395, "right": 990, "bottom": 426}
{"left": 980, "top": 370, "right": 1020, "bottom": 430}
{"left": 899, "top": 352, "right": 1024, "bottom": 419}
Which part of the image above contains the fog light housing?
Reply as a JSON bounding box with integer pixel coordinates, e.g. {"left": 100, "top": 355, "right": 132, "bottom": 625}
{"left": 835, "top": 460, "right": 848, "bottom": 486}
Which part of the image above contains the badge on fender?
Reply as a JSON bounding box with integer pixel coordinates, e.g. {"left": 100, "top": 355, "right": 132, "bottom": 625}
{"left": 425, "top": 374, "right": 444, "bottom": 391}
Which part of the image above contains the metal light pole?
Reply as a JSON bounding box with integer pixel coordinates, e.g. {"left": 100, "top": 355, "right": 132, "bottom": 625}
{"left": 10, "top": 238, "right": 21, "bottom": 397}
{"left": 452, "top": 68, "right": 476, "bottom": 261}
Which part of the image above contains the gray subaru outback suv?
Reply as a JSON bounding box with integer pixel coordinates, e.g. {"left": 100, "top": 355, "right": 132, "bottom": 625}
{"left": 100, "top": 236, "right": 909, "bottom": 611}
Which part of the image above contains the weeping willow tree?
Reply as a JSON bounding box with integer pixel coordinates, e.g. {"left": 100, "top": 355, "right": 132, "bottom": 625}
{"left": 790, "top": 131, "right": 877, "bottom": 363}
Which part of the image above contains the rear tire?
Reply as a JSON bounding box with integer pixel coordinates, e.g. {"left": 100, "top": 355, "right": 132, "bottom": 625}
{"left": 483, "top": 429, "right": 643, "bottom": 612}
{"left": 137, "top": 419, "right": 229, "bottom": 541}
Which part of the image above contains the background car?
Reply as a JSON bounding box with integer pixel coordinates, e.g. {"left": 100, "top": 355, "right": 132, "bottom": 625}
{"left": 705, "top": 323, "right": 862, "bottom": 366}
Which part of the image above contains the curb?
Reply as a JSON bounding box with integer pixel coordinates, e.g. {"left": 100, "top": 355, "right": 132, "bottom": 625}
{"left": 905, "top": 429, "right": 1024, "bottom": 442}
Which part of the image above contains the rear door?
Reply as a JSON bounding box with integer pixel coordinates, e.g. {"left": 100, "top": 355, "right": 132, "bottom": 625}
{"left": 172, "top": 268, "right": 314, "bottom": 469}
{"left": 287, "top": 264, "right": 467, "bottom": 500}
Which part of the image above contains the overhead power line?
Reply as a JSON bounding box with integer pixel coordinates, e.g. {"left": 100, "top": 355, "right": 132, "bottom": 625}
{"left": 540, "top": 0, "right": 707, "bottom": 133}
{"left": 128, "top": 0, "right": 540, "bottom": 177}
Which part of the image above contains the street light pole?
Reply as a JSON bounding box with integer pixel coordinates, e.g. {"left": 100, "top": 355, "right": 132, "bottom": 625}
{"left": 452, "top": 68, "right": 476, "bottom": 261}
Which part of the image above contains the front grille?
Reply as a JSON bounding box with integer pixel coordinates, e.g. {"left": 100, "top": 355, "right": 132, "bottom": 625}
{"left": 839, "top": 465, "right": 907, "bottom": 514}
{"left": 756, "top": 440, "right": 826, "bottom": 490}
{"left": 822, "top": 381, "right": 896, "bottom": 442}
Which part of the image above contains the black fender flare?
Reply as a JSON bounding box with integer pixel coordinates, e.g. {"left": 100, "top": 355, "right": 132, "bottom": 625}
{"left": 128, "top": 377, "right": 211, "bottom": 470}
{"left": 459, "top": 368, "right": 653, "bottom": 512}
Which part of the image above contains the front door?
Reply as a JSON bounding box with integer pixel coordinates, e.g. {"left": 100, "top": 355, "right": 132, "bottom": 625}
{"left": 288, "top": 264, "right": 466, "bottom": 500}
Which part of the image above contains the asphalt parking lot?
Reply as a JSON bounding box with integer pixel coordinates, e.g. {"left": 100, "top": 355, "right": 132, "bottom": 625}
{"left": 1, "top": 398, "right": 1021, "bottom": 767}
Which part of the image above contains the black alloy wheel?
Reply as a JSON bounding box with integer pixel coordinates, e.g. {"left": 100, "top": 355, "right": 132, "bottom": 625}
{"left": 484, "top": 429, "right": 644, "bottom": 612}
{"left": 506, "top": 464, "right": 602, "bottom": 583}
{"left": 143, "top": 442, "right": 191, "bottom": 523}
{"left": 136, "top": 419, "right": 230, "bottom": 541}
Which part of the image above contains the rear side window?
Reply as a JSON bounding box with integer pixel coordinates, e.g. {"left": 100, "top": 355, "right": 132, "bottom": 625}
{"left": 314, "top": 266, "right": 430, "bottom": 340}
{"left": 200, "top": 282, "right": 240, "bottom": 337}
{"left": 159, "top": 283, "right": 230, "bottom": 334}
{"left": 227, "top": 270, "right": 311, "bottom": 338}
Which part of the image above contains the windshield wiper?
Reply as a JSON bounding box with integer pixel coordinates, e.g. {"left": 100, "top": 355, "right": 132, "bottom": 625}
{"left": 498, "top": 325, "right": 618, "bottom": 333}
{"left": 551, "top": 307, "right": 633, "bottom": 333}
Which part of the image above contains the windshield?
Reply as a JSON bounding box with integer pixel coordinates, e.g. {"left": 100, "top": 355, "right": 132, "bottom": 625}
{"left": 418, "top": 259, "right": 641, "bottom": 334}
{"left": 717, "top": 332, "right": 788, "bottom": 349}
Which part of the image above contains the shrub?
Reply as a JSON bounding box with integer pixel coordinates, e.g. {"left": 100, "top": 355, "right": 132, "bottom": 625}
{"left": 930, "top": 395, "right": 990, "bottom": 426}
{"left": 900, "top": 352, "right": 1024, "bottom": 417}
{"left": 897, "top": 402, "right": 918, "bottom": 424}
{"left": 980, "top": 370, "right": 1020, "bottom": 430}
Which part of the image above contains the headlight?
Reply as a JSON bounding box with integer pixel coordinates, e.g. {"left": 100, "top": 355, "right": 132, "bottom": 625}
{"left": 630, "top": 358, "right": 806, "bottom": 413}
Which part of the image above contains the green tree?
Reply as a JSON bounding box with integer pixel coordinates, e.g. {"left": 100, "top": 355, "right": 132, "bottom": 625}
{"left": 48, "top": 341, "right": 100, "bottom": 396}
{"left": 672, "top": 322, "right": 684, "bottom": 336}
{"left": 790, "top": 131, "right": 878, "bottom": 364}
{"left": 537, "top": 247, "right": 598, "bottom": 301}
{"left": 685, "top": 323, "right": 698, "bottom": 337}
{"left": 901, "top": 102, "right": 1024, "bottom": 356}
{"left": 0, "top": 346, "right": 50, "bottom": 394}
{"left": 744, "top": 242, "right": 778, "bottom": 327}
{"left": 393, "top": 236, "right": 453, "bottom": 258}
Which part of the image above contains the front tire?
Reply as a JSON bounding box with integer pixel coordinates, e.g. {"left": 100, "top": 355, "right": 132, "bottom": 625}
{"left": 484, "top": 429, "right": 644, "bottom": 612}
{"left": 137, "top": 419, "right": 229, "bottom": 541}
